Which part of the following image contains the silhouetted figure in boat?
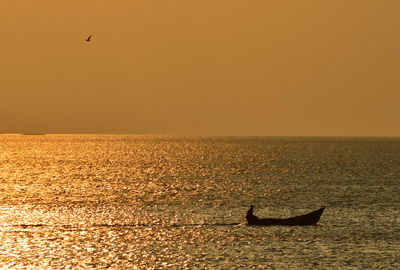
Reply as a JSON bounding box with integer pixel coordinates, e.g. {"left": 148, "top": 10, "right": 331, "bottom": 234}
{"left": 86, "top": 35, "right": 92, "bottom": 42}
{"left": 246, "top": 205, "right": 259, "bottom": 224}
{"left": 246, "top": 205, "right": 325, "bottom": 226}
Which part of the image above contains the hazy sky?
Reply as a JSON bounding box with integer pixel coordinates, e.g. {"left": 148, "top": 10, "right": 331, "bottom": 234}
{"left": 1, "top": 1, "right": 400, "bottom": 136}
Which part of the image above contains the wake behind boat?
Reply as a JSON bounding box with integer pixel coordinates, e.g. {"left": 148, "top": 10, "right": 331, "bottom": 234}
{"left": 246, "top": 206, "right": 325, "bottom": 226}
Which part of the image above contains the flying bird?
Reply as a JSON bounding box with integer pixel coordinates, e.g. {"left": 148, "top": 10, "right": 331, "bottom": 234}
{"left": 86, "top": 35, "right": 92, "bottom": 42}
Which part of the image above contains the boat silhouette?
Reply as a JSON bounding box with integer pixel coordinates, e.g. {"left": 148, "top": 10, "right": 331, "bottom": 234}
{"left": 246, "top": 206, "right": 325, "bottom": 226}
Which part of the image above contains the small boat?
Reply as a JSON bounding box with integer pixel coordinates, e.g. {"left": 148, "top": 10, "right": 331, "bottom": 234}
{"left": 246, "top": 205, "right": 325, "bottom": 226}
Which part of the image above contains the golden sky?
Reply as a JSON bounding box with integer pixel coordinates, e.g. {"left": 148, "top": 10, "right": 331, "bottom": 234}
{"left": 1, "top": 1, "right": 400, "bottom": 136}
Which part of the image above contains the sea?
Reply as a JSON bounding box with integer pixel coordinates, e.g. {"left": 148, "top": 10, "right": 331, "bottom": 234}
{"left": 0, "top": 135, "right": 399, "bottom": 269}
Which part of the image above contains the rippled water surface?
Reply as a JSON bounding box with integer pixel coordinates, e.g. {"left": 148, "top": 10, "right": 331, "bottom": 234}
{"left": 0, "top": 135, "right": 399, "bottom": 269}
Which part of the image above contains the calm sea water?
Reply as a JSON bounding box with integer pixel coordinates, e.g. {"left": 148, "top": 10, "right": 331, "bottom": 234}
{"left": 0, "top": 135, "right": 399, "bottom": 269}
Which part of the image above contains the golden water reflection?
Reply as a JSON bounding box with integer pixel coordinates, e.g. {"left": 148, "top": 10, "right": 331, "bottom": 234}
{"left": 0, "top": 135, "right": 399, "bottom": 268}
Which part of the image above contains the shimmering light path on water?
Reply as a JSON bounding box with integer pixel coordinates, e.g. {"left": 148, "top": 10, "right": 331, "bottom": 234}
{"left": 0, "top": 135, "right": 399, "bottom": 268}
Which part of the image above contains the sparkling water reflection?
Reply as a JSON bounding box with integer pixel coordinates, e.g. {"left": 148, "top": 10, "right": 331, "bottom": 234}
{"left": 0, "top": 135, "right": 399, "bottom": 269}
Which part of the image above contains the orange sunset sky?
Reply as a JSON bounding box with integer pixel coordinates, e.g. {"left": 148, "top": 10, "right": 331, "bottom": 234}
{"left": 1, "top": 1, "right": 400, "bottom": 136}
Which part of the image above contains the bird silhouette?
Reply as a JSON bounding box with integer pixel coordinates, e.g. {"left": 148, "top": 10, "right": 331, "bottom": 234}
{"left": 86, "top": 35, "right": 92, "bottom": 42}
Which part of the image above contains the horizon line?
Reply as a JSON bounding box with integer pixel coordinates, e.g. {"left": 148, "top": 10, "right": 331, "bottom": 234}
{"left": 1, "top": 133, "right": 400, "bottom": 138}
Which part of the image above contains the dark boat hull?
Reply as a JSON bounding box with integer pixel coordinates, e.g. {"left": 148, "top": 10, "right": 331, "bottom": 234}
{"left": 248, "top": 207, "right": 325, "bottom": 226}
